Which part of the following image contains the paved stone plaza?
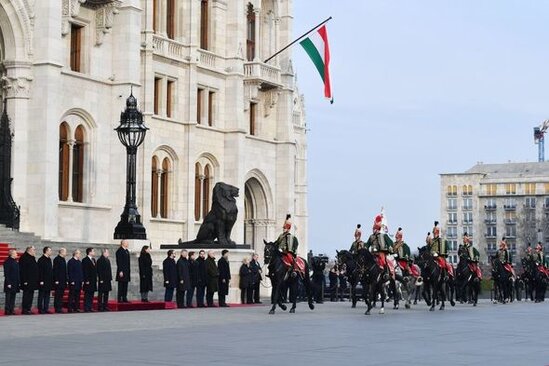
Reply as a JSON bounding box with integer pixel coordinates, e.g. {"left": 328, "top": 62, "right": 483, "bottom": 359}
{"left": 0, "top": 300, "right": 547, "bottom": 366}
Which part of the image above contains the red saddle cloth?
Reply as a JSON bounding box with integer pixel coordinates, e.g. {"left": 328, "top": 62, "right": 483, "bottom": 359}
{"left": 410, "top": 264, "right": 421, "bottom": 278}
{"left": 468, "top": 263, "right": 482, "bottom": 279}
{"left": 281, "top": 253, "right": 306, "bottom": 274}
{"left": 537, "top": 265, "right": 549, "bottom": 277}
{"left": 376, "top": 253, "right": 395, "bottom": 277}
{"left": 397, "top": 259, "right": 409, "bottom": 272}
{"left": 503, "top": 263, "right": 515, "bottom": 276}
{"left": 436, "top": 257, "right": 453, "bottom": 277}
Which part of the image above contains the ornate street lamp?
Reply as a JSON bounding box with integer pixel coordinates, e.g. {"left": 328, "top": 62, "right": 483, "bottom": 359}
{"left": 113, "top": 91, "right": 149, "bottom": 240}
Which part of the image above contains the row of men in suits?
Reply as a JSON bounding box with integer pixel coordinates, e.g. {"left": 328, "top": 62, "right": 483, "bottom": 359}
{"left": 3, "top": 240, "right": 132, "bottom": 315}
{"left": 162, "top": 249, "right": 236, "bottom": 308}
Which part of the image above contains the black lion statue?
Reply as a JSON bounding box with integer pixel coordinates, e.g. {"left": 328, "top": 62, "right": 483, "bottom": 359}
{"left": 187, "top": 182, "right": 239, "bottom": 247}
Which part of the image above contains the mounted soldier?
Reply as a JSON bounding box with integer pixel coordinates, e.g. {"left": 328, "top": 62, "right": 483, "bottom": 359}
{"left": 463, "top": 233, "right": 481, "bottom": 279}
{"left": 533, "top": 242, "right": 549, "bottom": 276}
{"left": 497, "top": 237, "right": 515, "bottom": 278}
{"left": 349, "top": 224, "right": 364, "bottom": 254}
{"left": 366, "top": 209, "right": 394, "bottom": 278}
{"left": 427, "top": 221, "right": 452, "bottom": 279}
{"left": 275, "top": 214, "right": 304, "bottom": 278}
{"left": 393, "top": 227, "right": 414, "bottom": 275}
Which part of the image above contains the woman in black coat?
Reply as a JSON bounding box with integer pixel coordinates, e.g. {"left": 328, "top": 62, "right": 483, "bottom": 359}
{"left": 239, "top": 258, "right": 251, "bottom": 304}
{"left": 138, "top": 246, "right": 153, "bottom": 302}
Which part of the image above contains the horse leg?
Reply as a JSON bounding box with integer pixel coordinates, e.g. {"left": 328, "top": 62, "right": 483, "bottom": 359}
{"left": 289, "top": 280, "right": 297, "bottom": 313}
{"left": 365, "top": 284, "right": 373, "bottom": 315}
{"left": 351, "top": 283, "right": 357, "bottom": 308}
{"left": 303, "top": 270, "right": 315, "bottom": 310}
{"left": 392, "top": 280, "right": 399, "bottom": 310}
{"left": 439, "top": 281, "right": 446, "bottom": 311}
{"left": 379, "top": 283, "right": 386, "bottom": 314}
{"left": 269, "top": 279, "right": 280, "bottom": 314}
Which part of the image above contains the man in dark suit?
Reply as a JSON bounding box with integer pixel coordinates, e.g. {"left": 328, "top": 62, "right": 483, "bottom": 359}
{"left": 217, "top": 249, "right": 231, "bottom": 307}
{"left": 37, "top": 246, "right": 53, "bottom": 314}
{"left": 97, "top": 249, "right": 112, "bottom": 312}
{"left": 67, "top": 250, "right": 83, "bottom": 313}
{"left": 3, "top": 249, "right": 20, "bottom": 315}
{"left": 116, "top": 240, "right": 131, "bottom": 303}
{"left": 196, "top": 250, "right": 207, "bottom": 307}
{"left": 176, "top": 250, "right": 191, "bottom": 308}
{"left": 19, "top": 246, "right": 38, "bottom": 315}
{"left": 205, "top": 250, "right": 219, "bottom": 307}
{"left": 249, "top": 253, "right": 263, "bottom": 304}
{"left": 52, "top": 248, "right": 68, "bottom": 313}
{"left": 187, "top": 251, "right": 197, "bottom": 307}
{"left": 82, "top": 248, "right": 97, "bottom": 312}
{"left": 163, "top": 250, "right": 177, "bottom": 302}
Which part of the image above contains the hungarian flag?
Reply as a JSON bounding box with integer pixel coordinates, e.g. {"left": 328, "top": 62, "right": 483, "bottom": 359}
{"left": 299, "top": 25, "right": 333, "bottom": 103}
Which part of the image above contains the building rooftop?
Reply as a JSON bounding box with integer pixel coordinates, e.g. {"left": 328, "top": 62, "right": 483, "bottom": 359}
{"left": 441, "top": 161, "right": 549, "bottom": 179}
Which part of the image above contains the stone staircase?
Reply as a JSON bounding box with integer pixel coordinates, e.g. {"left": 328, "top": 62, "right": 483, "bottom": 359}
{"left": 0, "top": 225, "right": 166, "bottom": 306}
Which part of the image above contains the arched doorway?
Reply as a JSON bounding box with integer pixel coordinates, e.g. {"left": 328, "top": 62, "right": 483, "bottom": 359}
{"left": 244, "top": 177, "right": 269, "bottom": 249}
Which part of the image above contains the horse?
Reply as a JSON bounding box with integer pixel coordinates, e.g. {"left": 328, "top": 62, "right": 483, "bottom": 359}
{"left": 355, "top": 247, "right": 389, "bottom": 315}
{"left": 523, "top": 256, "right": 548, "bottom": 302}
{"left": 490, "top": 256, "right": 514, "bottom": 303}
{"left": 263, "top": 240, "right": 315, "bottom": 315}
{"left": 336, "top": 250, "right": 362, "bottom": 308}
{"left": 393, "top": 258, "right": 423, "bottom": 310}
{"left": 417, "top": 246, "right": 448, "bottom": 311}
{"left": 455, "top": 257, "right": 480, "bottom": 306}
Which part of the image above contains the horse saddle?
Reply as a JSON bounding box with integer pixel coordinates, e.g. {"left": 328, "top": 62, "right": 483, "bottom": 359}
{"left": 468, "top": 263, "right": 482, "bottom": 279}
{"left": 281, "top": 253, "right": 306, "bottom": 274}
{"left": 503, "top": 263, "right": 515, "bottom": 276}
{"left": 398, "top": 259, "right": 420, "bottom": 278}
{"left": 410, "top": 264, "right": 421, "bottom": 278}
{"left": 436, "top": 257, "right": 454, "bottom": 277}
{"left": 376, "top": 254, "right": 395, "bottom": 278}
{"left": 537, "top": 265, "right": 549, "bottom": 277}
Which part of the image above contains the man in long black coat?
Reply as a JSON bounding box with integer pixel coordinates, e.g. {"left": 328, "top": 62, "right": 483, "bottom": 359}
{"left": 249, "top": 253, "right": 263, "bottom": 304}
{"left": 196, "top": 250, "right": 207, "bottom": 307}
{"left": 52, "top": 248, "right": 68, "bottom": 313}
{"left": 97, "top": 249, "right": 112, "bottom": 312}
{"left": 205, "top": 251, "right": 219, "bottom": 307}
{"left": 176, "top": 250, "right": 191, "bottom": 308}
{"left": 163, "top": 250, "right": 177, "bottom": 302}
{"left": 217, "top": 250, "right": 231, "bottom": 307}
{"left": 37, "top": 246, "right": 53, "bottom": 314}
{"left": 67, "top": 249, "right": 83, "bottom": 313}
{"left": 19, "top": 246, "right": 38, "bottom": 315}
{"left": 187, "top": 251, "right": 197, "bottom": 307}
{"left": 3, "top": 249, "right": 20, "bottom": 315}
{"left": 82, "top": 248, "right": 97, "bottom": 312}
{"left": 116, "top": 240, "right": 131, "bottom": 303}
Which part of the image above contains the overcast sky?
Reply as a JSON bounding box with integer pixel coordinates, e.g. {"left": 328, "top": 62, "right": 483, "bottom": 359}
{"left": 291, "top": 1, "right": 549, "bottom": 256}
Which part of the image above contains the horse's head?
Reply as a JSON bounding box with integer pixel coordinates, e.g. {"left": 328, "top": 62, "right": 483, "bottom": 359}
{"left": 336, "top": 250, "right": 352, "bottom": 266}
{"left": 263, "top": 239, "right": 278, "bottom": 265}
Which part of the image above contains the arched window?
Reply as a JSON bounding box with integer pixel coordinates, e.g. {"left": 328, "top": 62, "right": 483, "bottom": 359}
{"left": 194, "top": 163, "right": 202, "bottom": 221}
{"left": 58, "top": 123, "right": 70, "bottom": 201}
{"left": 246, "top": 3, "right": 256, "bottom": 61}
{"left": 160, "top": 158, "right": 170, "bottom": 218}
{"left": 202, "top": 165, "right": 211, "bottom": 218}
{"left": 166, "top": 0, "right": 176, "bottom": 39}
{"left": 72, "top": 125, "right": 85, "bottom": 203}
{"left": 151, "top": 157, "right": 159, "bottom": 217}
{"left": 200, "top": 0, "right": 209, "bottom": 50}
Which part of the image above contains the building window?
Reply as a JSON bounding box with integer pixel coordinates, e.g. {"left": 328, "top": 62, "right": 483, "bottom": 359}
{"left": 504, "top": 210, "right": 516, "bottom": 224}
{"left": 462, "top": 185, "right": 473, "bottom": 196}
{"left": 154, "top": 77, "right": 162, "bottom": 115}
{"left": 505, "top": 225, "right": 516, "bottom": 238}
{"left": 200, "top": 0, "right": 209, "bottom": 50}
{"left": 447, "top": 227, "right": 457, "bottom": 239}
{"left": 505, "top": 183, "right": 516, "bottom": 195}
{"left": 485, "top": 211, "right": 496, "bottom": 223}
{"left": 448, "top": 212, "right": 457, "bottom": 224}
{"left": 246, "top": 3, "right": 256, "bottom": 61}
{"left": 463, "top": 225, "right": 473, "bottom": 237}
{"left": 525, "top": 183, "right": 536, "bottom": 195}
{"left": 197, "top": 88, "right": 204, "bottom": 124}
{"left": 194, "top": 163, "right": 202, "bottom": 221}
{"left": 447, "top": 198, "right": 457, "bottom": 210}
{"left": 463, "top": 198, "right": 473, "bottom": 210}
{"left": 447, "top": 185, "right": 458, "bottom": 196}
{"left": 249, "top": 102, "right": 257, "bottom": 135}
{"left": 208, "top": 91, "right": 215, "bottom": 126}
{"left": 166, "top": 80, "right": 174, "bottom": 118}
{"left": 151, "top": 157, "right": 159, "bottom": 217}
{"left": 160, "top": 158, "right": 170, "bottom": 218}
{"left": 166, "top": 0, "right": 176, "bottom": 39}
{"left": 58, "top": 123, "right": 70, "bottom": 201}
{"left": 485, "top": 198, "right": 496, "bottom": 209}
{"left": 525, "top": 197, "right": 536, "bottom": 209}
{"left": 70, "top": 24, "right": 83, "bottom": 72}
{"left": 486, "top": 226, "right": 497, "bottom": 238}
{"left": 504, "top": 198, "right": 517, "bottom": 209}
{"left": 544, "top": 197, "right": 549, "bottom": 208}
{"left": 463, "top": 212, "right": 473, "bottom": 224}
{"left": 72, "top": 126, "right": 85, "bottom": 203}
{"left": 486, "top": 184, "right": 497, "bottom": 196}
{"left": 202, "top": 165, "right": 211, "bottom": 219}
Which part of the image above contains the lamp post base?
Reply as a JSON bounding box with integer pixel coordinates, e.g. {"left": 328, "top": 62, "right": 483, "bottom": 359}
{"left": 113, "top": 212, "right": 147, "bottom": 240}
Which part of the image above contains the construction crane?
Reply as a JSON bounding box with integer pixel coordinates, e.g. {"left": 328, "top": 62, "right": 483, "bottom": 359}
{"left": 534, "top": 120, "right": 549, "bottom": 162}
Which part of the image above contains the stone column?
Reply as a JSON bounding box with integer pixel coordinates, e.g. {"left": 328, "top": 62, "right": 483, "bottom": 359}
{"left": 66, "top": 139, "right": 76, "bottom": 202}
{"left": 253, "top": 8, "right": 261, "bottom": 61}
{"left": 155, "top": 169, "right": 162, "bottom": 218}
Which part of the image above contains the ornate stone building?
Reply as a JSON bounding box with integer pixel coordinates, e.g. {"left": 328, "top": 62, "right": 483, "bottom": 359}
{"left": 0, "top": 0, "right": 308, "bottom": 257}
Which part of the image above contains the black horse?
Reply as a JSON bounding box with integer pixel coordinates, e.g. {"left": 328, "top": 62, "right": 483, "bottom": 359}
{"left": 522, "top": 256, "right": 548, "bottom": 302}
{"left": 417, "top": 246, "right": 448, "bottom": 311}
{"left": 336, "top": 250, "right": 361, "bottom": 308}
{"left": 354, "top": 248, "right": 389, "bottom": 315}
{"left": 455, "top": 258, "right": 480, "bottom": 306}
{"left": 263, "top": 240, "right": 315, "bottom": 314}
{"left": 490, "top": 256, "right": 514, "bottom": 303}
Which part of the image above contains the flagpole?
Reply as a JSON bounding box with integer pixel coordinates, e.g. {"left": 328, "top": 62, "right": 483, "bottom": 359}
{"left": 264, "top": 16, "right": 332, "bottom": 63}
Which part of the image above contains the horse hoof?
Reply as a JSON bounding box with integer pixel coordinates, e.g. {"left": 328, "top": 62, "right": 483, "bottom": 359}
{"left": 365, "top": 311, "right": 370, "bottom": 315}
{"left": 450, "top": 301, "right": 456, "bottom": 307}
{"left": 289, "top": 308, "right": 295, "bottom": 314}
{"left": 309, "top": 303, "right": 315, "bottom": 310}
{"left": 393, "top": 305, "right": 399, "bottom": 310}
{"left": 280, "top": 304, "right": 287, "bottom": 311}
{"left": 269, "top": 310, "right": 275, "bottom": 315}
{"left": 473, "top": 303, "right": 477, "bottom": 307}
{"left": 439, "top": 306, "right": 445, "bottom": 311}
{"left": 405, "top": 304, "right": 411, "bottom": 309}
{"left": 351, "top": 304, "right": 356, "bottom": 308}
{"left": 429, "top": 307, "right": 435, "bottom": 312}
{"left": 379, "top": 308, "right": 385, "bottom": 314}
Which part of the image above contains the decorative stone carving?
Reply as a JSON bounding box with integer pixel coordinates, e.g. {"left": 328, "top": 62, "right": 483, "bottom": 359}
{"left": 61, "top": 0, "right": 121, "bottom": 46}
{"left": 263, "top": 90, "right": 280, "bottom": 117}
{"left": 1, "top": 75, "right": 33, "bottom": 99}
{"left": 95, "top": 1, "right": 121, "bottom": 45}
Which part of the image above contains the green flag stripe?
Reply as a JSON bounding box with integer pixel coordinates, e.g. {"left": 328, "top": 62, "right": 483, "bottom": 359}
{"left": 300, "top": 37, "right": 325, "bottom": 82}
